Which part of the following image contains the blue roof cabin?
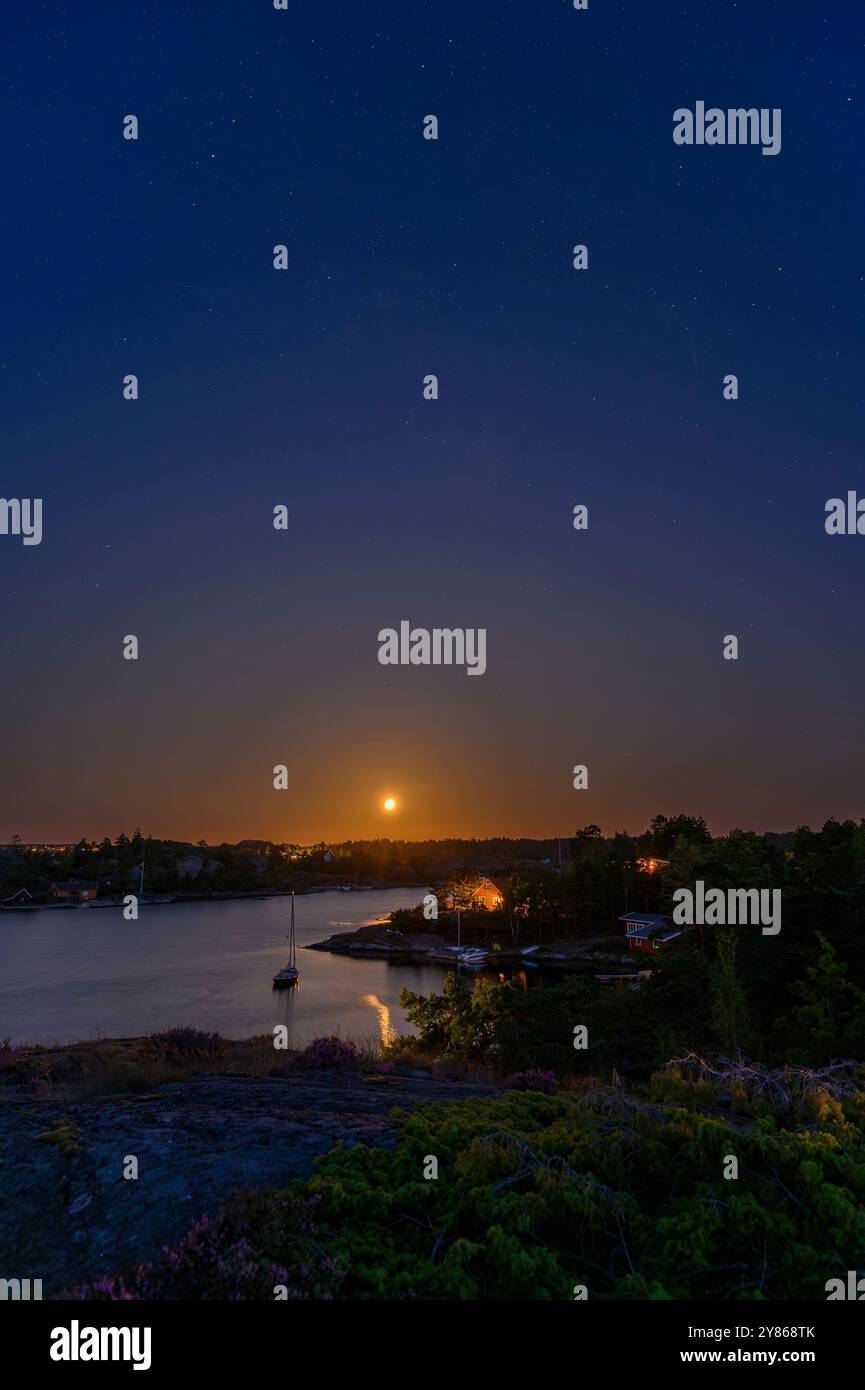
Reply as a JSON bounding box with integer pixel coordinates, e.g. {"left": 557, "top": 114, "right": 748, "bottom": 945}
{"left": 619, "top": 912, "right": 683, "bottom": 953}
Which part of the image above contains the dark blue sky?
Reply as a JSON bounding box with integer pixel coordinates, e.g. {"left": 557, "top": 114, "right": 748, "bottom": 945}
{"left": 3, "top": 1, "right": 863, "bottom": 843}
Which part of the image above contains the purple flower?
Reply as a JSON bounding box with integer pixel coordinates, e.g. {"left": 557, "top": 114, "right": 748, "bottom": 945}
{"left": 504, "top": 1069, "right": 558, "bottom": 1095}
{"left": 301, "top": 1037, "right": 357, "bottom": 1068}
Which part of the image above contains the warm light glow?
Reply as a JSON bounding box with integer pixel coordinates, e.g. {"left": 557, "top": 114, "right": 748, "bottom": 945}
{"left": 362, "top": 993, "right": 395, "bottom": 1045}
{"left": 383, "top": 797, "right": 396, "bottom": 811}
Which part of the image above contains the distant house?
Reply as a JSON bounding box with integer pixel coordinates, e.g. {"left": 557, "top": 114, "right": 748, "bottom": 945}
{"left": 237, "top": 840, "right": 272, "bottom": 855}
{"left": 637, "top": 856, "right": 670, "bottom": 874}
{"left": 322, "top": 850, "right": 335, "bottom": 863}
{"left": 470, "top": 876, "right": 509, "bottom": 910}
{"left": 49, "top": 880, "right": 98, "bottom": 902}
{"left": 619, "top": 911, "right": 682, "bottom": 953}
{"left": 1, "top": 887, "right": 33, "bottom": 907}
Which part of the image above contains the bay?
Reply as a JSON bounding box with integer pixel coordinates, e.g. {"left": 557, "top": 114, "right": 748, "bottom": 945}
{"left": 0, "top": 888, "right": 449, "bottom": 1049}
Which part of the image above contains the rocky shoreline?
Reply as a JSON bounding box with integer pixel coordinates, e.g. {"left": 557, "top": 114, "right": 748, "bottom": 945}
{"left": 306, "top": 920, "right": 637, "bottom": 970}
{"left": 0, "top": 1060, "right": 497, "bottom": 1296}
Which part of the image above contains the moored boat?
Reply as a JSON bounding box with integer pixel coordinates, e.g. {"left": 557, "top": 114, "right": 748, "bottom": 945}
{"left": 273, "top": 964, "right": 299, "bottom": 986}
{"left": 427, "top": 945, "right": 488, "bottom": 966}
{"left": 273, "top": 892, "right": 299, "bottom": 986}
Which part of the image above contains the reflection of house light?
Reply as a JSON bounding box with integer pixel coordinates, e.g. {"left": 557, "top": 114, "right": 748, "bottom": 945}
{"left": 362, "top": 994, "right": 395, "bottom": 1045}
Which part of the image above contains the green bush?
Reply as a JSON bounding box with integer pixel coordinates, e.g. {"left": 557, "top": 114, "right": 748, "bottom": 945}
{"left": 294, "top": 1079, "right": 865, "bottom": 1299}
{"left": 72, "top": 1064, "right": 865, "bottom": 1300}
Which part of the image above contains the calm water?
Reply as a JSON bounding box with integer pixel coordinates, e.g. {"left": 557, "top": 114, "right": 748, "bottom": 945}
{"left": 0, "top": 889, "right": 455, "bottom": 1049}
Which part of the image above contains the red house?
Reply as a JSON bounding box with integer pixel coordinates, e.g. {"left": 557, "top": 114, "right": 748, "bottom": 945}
{"left": 49, "top": 880, "right": 99, "bottom": 902}
{"left": 619, "top": 912, "right": 682, "bottom": 953}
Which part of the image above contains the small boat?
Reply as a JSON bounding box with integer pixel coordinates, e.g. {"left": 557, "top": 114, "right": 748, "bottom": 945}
{"left": 427, "top": 945, "right": 488, "bottom": 966}
{"left": 273, "top": 965, "right": 299, "bottom": 985}
{"left": 273, "top": 967, "right": 301, "bottom": 989}
{"left": 273, "top": 892, "right": 299, "bottom": 987}
{"left": 458, "top": 949, "right": 488, "bottom": 968}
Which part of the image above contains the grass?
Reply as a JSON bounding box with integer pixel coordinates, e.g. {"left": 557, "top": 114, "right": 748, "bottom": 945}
{"left": 0, "top": 1027, "right": 507, "bottom": 1105}
{"left": 2, "top": 1032, "right": 289, "bottom": 1102}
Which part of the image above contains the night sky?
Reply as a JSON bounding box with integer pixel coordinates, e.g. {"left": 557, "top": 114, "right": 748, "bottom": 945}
{"left": 3, "top": 1, "right": 863, "bottom": 844}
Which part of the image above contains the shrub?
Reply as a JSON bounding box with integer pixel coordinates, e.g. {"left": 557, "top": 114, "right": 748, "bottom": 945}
{"left": 301, "top": 1037, "right": 357, "bottom": 1068}
{"left": 141, "top": 1027, "right": 226, "bottom": 1064}
{"left": 34, "top": 1118, "right": 81, "bottom": 1157}
{"left": 0, "top": 1038, "right": 31, "bottom": 1084}
{"left": 73, "top": 1070, "right": 865, "bottom": 1301}
{"left": 504, "top": 1069, "right": 558, "bottom": 1094}
{"left": 71, "top": 1191, "right": 343, "bottom": 1301}
{"left": 295, "top": 1084, "right": 865, "bottom": 1299}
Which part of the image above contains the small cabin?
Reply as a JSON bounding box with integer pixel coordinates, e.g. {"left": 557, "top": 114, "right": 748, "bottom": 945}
{"left": 49, "top": 880, "right": 99, "bottom": 902}
{"left": 636, "top": 856, "right": 670, "bottom": 874}
{"left": 619, "top": 911, "right": 682, "bottom": 953}
{"left": 470, "top": 876, "right": 508, "bottom": 910}
{"left": 0, "top": 887, "right": 33, "bottom": 907}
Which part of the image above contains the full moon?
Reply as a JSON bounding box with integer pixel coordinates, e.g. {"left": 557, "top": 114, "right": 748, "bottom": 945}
{"left": 383, "top": 797, "right": 396, "bottom": 811}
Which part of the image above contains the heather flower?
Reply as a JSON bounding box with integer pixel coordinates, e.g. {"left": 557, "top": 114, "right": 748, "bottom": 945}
{"left": 70, "top": 1191, "right": 343, "bottom": 1300}
{"left": 503, "top": 1069, "right": 558, "bottom": 1095}
{"left": 301, "top": 1036, "right": 357, "bottom": 1068}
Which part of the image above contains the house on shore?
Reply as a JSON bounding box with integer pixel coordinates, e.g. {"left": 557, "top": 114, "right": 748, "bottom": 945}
{"left": 0, "top": 887, "right": 34, "bottom": 907}
{"left": 470, "top": 876, "right": 509, "bottom": 910}
{"left": 636, "top": 856, "right": 670, "bottom": 875}
{"left": 49, "top": 880, "right": 99, "bottom": 902}
{"left": 619, "top": 911, "right": 682, "bottom": 953}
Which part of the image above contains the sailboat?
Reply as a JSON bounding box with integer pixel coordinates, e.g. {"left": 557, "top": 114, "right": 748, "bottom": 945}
{"left": 273, "top": 891, "right": 300, "bottom": 986}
